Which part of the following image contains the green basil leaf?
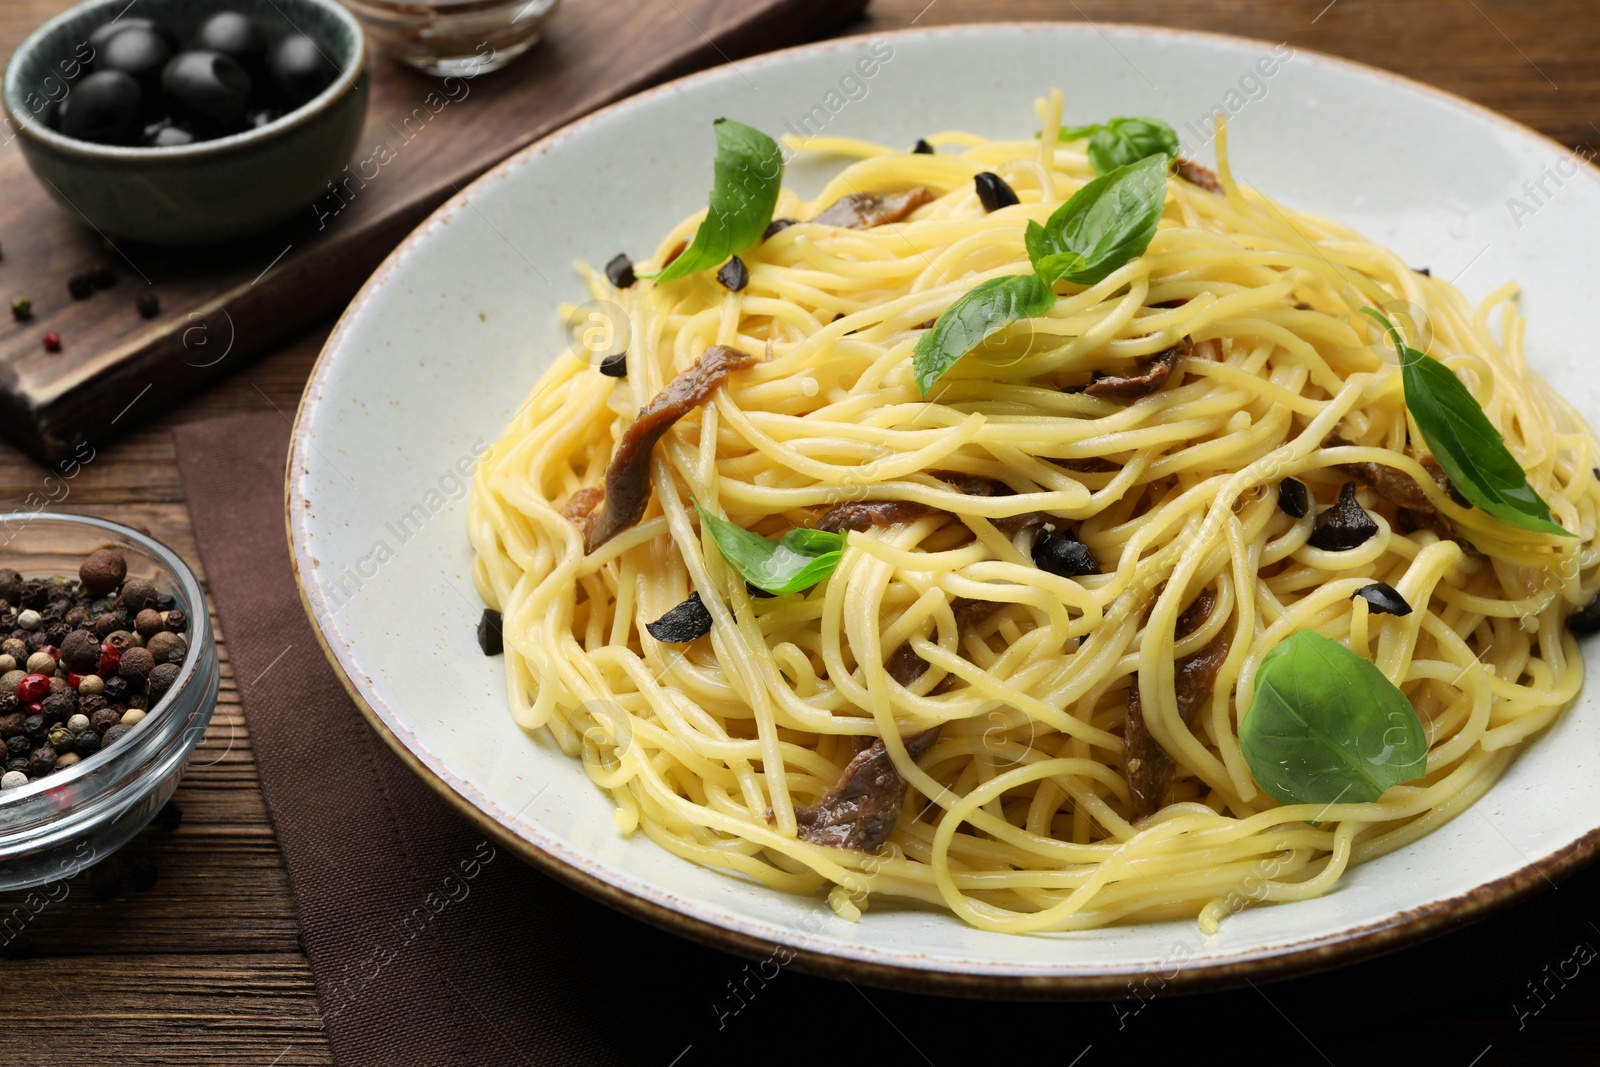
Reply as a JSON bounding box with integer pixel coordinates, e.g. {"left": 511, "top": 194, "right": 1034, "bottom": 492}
{"left": 912, "top": 274, "right": 1056, "bottom": 395}
{"left": 695, "top": 504, "right": 846, "bottom": 595}
{"left": 1240, "top": 631, "right": 1428, "bottom": 808}
{"left": 642, "top": 119, "right": 783, "bottom": 284}
{"left": 1057, "top": 117, "right": 1180, "bottom": 175}
{"left": 1361, "top": 308, "right": 1572, "bottom": 537}
{"left": 1026, "top": 153, "right": 1168, "bottom": 288}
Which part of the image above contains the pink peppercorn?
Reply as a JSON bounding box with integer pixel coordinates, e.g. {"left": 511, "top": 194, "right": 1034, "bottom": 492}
{"left": 42, "top": 332, "right": 60, "bottom": 352}
{"left": 16, "top": 674, "right": 49, "bottom": 703}
{"left": 98, "top": 643, "right": 120, "bottom": 675}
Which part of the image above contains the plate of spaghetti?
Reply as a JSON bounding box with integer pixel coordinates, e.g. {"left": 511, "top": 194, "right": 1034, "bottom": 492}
{"left": 289, "top": 23, "right": 1600, "bottom": 993}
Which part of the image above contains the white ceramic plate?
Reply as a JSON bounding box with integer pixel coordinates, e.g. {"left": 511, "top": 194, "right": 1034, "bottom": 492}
{"left": 288, "top": 24, "right": 1600, "bottom": 995}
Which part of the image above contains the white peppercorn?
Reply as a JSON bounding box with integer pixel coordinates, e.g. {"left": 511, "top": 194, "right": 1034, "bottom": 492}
{"left": 25, "top": 651, "right": 55, "bottom": 675}
{"left": 66, "top": 713, "right": 91, "bottom": 735}
{"left": 0, "top": 655, "right": 15, "bottom": 674}
{"left": 78, "top": 674, "right": 104, "bottom": 696}
{"left": 16, "top": 609, "right": 40, "bottom": 631}
{"left": 119, "top": 708, "right": 145, "bottom": 726}
{"left": 0, "top": 771, "right": 26, "bottom": 789}
{"left": 55, "top": 752, "right": 80, "bottom": 769}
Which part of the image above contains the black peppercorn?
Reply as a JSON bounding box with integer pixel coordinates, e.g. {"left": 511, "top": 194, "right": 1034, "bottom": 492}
{"left": 127, "top": 854, "right": 158, "bottom": 891}
{"left": 101, "top": 723, "right": 133, "bottom": 747}
{"left": 0, "top": 713, "right": 24, "bottom": 739}
{"left": 164, "top": 608, "right": 187, "bottom": 633}
{"left": 68, "top": 272, "right": 95, "bottom": 300}
{"left": 1277, "top": 477, "right": 1310, "bottom": 519}
{"left": 119, "top": 579, "right": 160, "bottom": 613}
{"left": 136, "top": 293, "right": 160, "bottom": 318}
{"left": 41, "top": 691, "right": 76, "bottom": 723}
{"left": 103, "top": 676, "right": 129, "bottom": 703}
{"left": 88, "top": 857, "right": 123, "bottom": 901}
{"left": 154, "top": 800, "right": 183, "bottom": 831}
{"left": 7, "top": 735, "right": 31, "bottom": 756}
{"left": 5, "top": 757, "right": 29, "bottom": 775}
{"left": 147, "top": 662, "right": 180, "bottom": 705}
{"left": 79, "top": 693, "right": 108, "bottom": 716}
{"left": 9, "top": 296, "right": 31, "bottom": 322}
{"left": 604, "top": 253, "right": 636, "bottom": 289}
{"left": 974, "top": 172, "right": 1020, "bottom": 212}
{"left": 26, "top": 746, "right": 55, "bottom": 776}
{"left": 90, "top": 708, "right": 120, "bottom": 735}
{"left": 716, "top": 255, "right": 749, "bottom": 291}
{"left": 22, "top": 715, "right": 45, "bottom": 740}
{"left": 60, "top": 629, "right": 100, "bottom": 673}
{"left": 73, "top": 730, "right": 101, "bottom": 757}
{"left": 644, "top": 592, "right": 713, "bottom": 643}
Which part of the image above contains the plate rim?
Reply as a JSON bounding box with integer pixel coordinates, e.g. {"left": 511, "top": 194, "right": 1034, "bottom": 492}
{"left": 286, "top": 20, "right": 1600, "bottom": 998}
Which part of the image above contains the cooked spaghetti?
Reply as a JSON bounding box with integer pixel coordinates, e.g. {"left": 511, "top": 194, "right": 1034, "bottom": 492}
{"left": 468, "top": 91, "right": 1600, "bottom": 933}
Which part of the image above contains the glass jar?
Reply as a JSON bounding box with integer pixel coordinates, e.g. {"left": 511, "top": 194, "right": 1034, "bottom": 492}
{"left": 0, "top": 514, "right": 219, "bottom": 891}
{"left": 341, "top": 0, "right": 559, "bottom": 78}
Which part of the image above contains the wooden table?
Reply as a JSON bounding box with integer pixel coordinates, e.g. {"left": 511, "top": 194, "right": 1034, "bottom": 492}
{"left": 1, "top": 1, "right": 1595, "bottom": 1061}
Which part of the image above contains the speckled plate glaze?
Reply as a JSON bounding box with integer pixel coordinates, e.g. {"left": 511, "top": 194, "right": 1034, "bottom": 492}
{"left": 288, "top": 24, "right": 1600, "bottom": 996}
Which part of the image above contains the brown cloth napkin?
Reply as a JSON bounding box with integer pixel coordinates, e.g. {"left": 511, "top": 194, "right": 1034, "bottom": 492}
{"left": 174, "top": 411, "right": 1600, "bottom": 1064}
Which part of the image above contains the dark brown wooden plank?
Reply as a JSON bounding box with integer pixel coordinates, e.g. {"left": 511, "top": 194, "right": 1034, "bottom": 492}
{"left": 0, "top": 0, "right": 868, "bottom": 465}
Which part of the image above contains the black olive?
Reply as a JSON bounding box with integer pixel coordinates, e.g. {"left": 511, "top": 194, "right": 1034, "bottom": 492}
{"left": 763, "top": 218, "right": 797, "bottom": 239}
{"left": 1307, "top": 482, "right": 1378, "bottom": 551}
{"left": 192, "top": 11, "right": 264, "bottom": 71}
{"left": 599, "top": 352, "right": 627, "bottom": 377}
{"left": 1568, "top": 593, "right": 1600, "bottom": 635}
{"left": 161, "top": 50, "right": 251, "bottom": 127}
{"left": 645, "top": 592, "right": 713, "bottom": 642}
{"left": 1277, "top": 477, "right": 1309, "bottom": 518}
{"left": 1352, "top": 582, "right": 1412, "bottom": 617}
{"left": 56, "top": 70, "right": 142, "bottom": 145}
{"left": 98, "top": 25, "right": 171, "bottom": 95}
{"left": 476, "top": 609, "right": 503, "bottom": 656}
{"left": 913, "top": 138, "right": 935, "bottom": 154}
{"left": 717, "top": 255, "right": 749, "bottom": 291}
{"left": 270, "top": 33, "right": 338, "bottom": 108}
{"left": 247, "top": 108, "right": 282, "bottom": 129}
{"left": 87, "top": 17, "right": 174, "bottom": 60}
{"left": 605, "top": 253, "right": 636, "bottom": 289}
{"left": 974, "top": 172, "right": 1020, "bottom": 212}
{"left": 1032, "top": 529, "right": 1099, "bottom": 578}
{"left": 745, "top": 582, "right": 776, "bottom": 599}
{"left": 148, "top": 124, "right": 195, "bottom": 147}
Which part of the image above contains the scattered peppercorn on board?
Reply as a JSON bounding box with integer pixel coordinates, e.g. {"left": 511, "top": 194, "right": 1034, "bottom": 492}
{"left": 0, "top": 0, "right": 866, "bottom": 465}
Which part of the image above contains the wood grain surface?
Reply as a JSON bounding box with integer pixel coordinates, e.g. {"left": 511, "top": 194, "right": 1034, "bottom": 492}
{"left": 1, "top": 0, "right": 1598, "bottom": 1062}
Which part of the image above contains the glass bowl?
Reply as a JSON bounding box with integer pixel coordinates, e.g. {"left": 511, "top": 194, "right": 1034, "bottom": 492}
{"left": 0, "top": 514, "right": 219, "bottom": 891}
{"left": 342, "top": 0, "right": 558, "bottom": 77}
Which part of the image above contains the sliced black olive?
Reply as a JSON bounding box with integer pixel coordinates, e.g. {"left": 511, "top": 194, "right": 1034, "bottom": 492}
{"left": 1277, "top": 477, "right": 1310, "bottom": 519}
{"left": 247, "top": 108, "right": 281, "bottom": 129}
{"left": 1307, "top": 482, "right": 1378, "bottom": 551}
{"left": 477, "top": 608, "right": 504, "bottom": 656}
{"left": 913, "top": 138, "right": 935, "bottom": 154}
{"left": 270, "top": 33, "right": 337, "bottom": 107}
{"left": 148, "top": 123, "right": 196, "bottom": 147}
{"left": 192, "top": 12, "right": 264, "bottom": 71}
{"left": 746, "top": 581, "right": 776, "bottom": 600}
{"left": 599, "top": 352, "right": 627, "bottom": 377}
{"left": 99, "top": 25, "right": 172, "bottom": 94}
{"left": 1032, "top": 528, "right": 1099, "bottom": 578}
{"left": 57, "top": 70, "right": 142, "bottom": 145}
{"left": 645, "top": 592, "right": 713, "bottom": 642}
{"left": 605, "top": 253, "right": 636, "bottom": 289}
{"left": 974, "top": 172, "right": 1020, "bottom": 212}
{"left": 1567, "top": 593, "right": 1600, "bottom": 635}
{"left": 717, "top": 255, "right": 749, "bottom": 291}
{"left": 161, "top": 50, "right": 250, "bottom": 127}
{"left": 1414, "top": 266, "right": 1431, "bottom": 276}
{"left": 1352, "top": 582, "right": 1412, "bottom": 616}
{"left": 763, "top": 218, "right": 797, "bottom": 239}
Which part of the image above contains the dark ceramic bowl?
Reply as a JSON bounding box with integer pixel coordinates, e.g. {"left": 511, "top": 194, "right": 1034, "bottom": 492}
{"left": 2, "top": 0, "right": 368, "bottom": 245}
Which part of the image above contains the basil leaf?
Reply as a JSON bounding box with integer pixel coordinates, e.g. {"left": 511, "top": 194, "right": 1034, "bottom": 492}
{"left": 695, "top": 504, "right": 846, "bottom": 595}
{"left": 1240, "top": 631, "right": 1427, "bottom": 808}
{"left": 1361, "top": 308, "right": 1572, "bottom": 537}
{"left": 1058, "top": 117, "right": 1180, "bottom": 175}
{"left": 1025, "top": 154, "right": 1168, "bottom": 288}
{"left": 912, "top": 274, "right": 1056, "bottom": 394}
{"left": 643, "top": 119, "right": 783, "bottom": 284}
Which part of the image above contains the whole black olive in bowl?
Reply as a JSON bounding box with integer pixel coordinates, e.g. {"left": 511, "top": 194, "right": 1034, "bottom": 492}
{"left": 54, "top": 69, "right": 141, "bottom": 145}
{"left": 192, "top": 11, "right": 266, "bottom": 74}
{"left": 271, "top": 33, "right": 338, "bottom": 108}
{"left": 1, "top": 0, "right": 368, "bottom": 245}
{"left": 161, "top": 50, "right": 251, "bottom": 128}
{"left": 96, "top": 24, "right": 171, "bottom": 95}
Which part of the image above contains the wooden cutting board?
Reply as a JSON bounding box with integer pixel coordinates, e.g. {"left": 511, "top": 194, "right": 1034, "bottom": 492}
{"left": 0, "top": 0, "right": 866, "bottom": 464}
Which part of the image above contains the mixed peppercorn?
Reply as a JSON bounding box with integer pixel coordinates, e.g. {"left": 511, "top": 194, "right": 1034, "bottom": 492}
{"left": 0, "top": 547, "right": 190, "bottom": 791}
